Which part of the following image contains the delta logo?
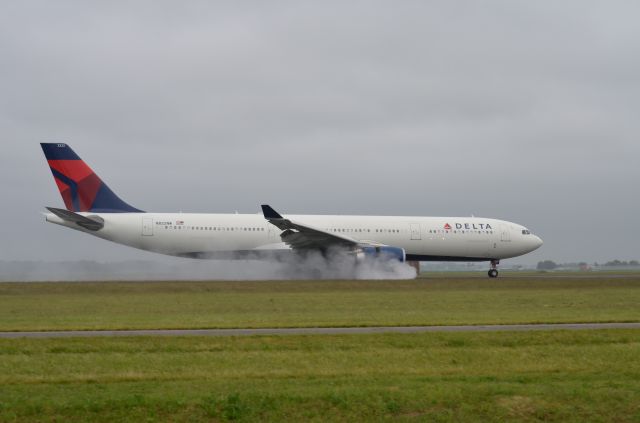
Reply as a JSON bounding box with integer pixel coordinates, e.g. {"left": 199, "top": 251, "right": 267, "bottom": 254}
{"left": 444, "top": 222, "right": 493, "bottom": 230}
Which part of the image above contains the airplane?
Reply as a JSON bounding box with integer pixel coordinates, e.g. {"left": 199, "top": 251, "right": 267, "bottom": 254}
{"left": 40, "top": 143, "right": 543, "bottom": 278}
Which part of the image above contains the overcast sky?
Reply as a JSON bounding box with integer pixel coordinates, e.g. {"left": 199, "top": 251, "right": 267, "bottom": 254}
{"left": 1, "top": 1, "right": 639, "bottom": 265}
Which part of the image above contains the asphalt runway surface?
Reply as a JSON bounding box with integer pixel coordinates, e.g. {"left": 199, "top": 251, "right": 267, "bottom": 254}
{"left": 1, "top": 322, "right": 639, "bottom": 338}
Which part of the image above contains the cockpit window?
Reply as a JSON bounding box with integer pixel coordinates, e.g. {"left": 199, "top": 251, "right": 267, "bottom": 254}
{"left": 522, "top": 229, "right": 531, "bottom": 235}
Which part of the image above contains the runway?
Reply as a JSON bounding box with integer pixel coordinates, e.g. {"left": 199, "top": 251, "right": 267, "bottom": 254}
{"left": 1, "top": 322, "right": 639, "bottom": 338}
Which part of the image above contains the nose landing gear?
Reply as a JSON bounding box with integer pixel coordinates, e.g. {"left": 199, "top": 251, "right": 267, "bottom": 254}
{"left": 488, "top": 259, "right": 499, "bottom": 278}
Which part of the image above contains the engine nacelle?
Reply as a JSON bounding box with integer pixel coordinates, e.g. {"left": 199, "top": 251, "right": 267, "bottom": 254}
{"left": 357, "top": 246, "right": 406, "bottom": 263}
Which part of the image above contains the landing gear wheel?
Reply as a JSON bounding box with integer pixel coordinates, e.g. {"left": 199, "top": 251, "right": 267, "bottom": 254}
{"left": 488, "top": 259, "right": 500, "bottom": 278}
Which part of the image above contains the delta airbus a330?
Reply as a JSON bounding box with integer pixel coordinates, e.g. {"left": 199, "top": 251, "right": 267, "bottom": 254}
{"left": 40, "top": 143, "right": 542, "bottom": 277}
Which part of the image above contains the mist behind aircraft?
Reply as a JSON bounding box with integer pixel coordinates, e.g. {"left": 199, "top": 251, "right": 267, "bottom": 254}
{"left": 0, "top": 258, "right": 417, "bottom": 282}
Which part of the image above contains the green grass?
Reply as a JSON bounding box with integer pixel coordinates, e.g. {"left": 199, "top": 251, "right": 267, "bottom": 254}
{"left": 1, "top": 275, "right": 639, "bottom": 421}
{"left": 1, "top": 275, "right": 640, "bottom": 331}
{"left": 1, "top": 330, "right": 639, "bottom": 422}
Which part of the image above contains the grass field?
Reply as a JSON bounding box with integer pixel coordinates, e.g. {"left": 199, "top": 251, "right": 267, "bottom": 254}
{"left": 0, "top": 273, "right": 639, "bottom": 331}
{"left": 1, "top": 330, "right": 639, "bottom": 422}
{"left": 1, "top": 274, "right": 639, "bottom": 422}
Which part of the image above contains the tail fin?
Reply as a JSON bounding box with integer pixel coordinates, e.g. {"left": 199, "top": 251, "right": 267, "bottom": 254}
{"left": 40, "top": 143, "right": 143, "bottom": 213}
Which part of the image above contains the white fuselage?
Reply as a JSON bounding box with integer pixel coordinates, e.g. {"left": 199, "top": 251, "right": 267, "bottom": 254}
{"left": 45, "top": 212, "right": 543, "bottom": 261}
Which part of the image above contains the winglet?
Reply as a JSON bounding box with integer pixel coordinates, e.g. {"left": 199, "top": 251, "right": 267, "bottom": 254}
{"left": 261, "top": 204, "right": 283, "bottom": 219}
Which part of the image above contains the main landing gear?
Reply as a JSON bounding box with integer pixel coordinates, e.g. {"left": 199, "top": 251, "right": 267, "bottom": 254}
{"left": 488, "top": 259, "right": 499, "bottom": 278}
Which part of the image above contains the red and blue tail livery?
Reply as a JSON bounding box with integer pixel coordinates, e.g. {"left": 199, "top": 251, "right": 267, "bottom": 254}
{"left": 40, "top": 143, "right": 143, "bottom": 213}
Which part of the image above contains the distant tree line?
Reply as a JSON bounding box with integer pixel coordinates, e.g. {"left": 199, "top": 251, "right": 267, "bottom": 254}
{"left": 602, "top": 260, "right": 640, "bottom": 267}
{"left": 536, "top": 259, "right": 640, "bottom": 270}
{"left": 536, "top": 260, "right": 558, "bottom": 270}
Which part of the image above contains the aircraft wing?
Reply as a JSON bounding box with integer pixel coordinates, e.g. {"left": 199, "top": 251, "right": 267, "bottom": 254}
{"left": 261, "top": 205, "right": 358, "bottom": 251}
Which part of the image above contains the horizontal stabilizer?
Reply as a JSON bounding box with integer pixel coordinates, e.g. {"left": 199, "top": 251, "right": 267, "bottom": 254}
{"left": 46, "top": 207, "right": 104, "bottom": 231}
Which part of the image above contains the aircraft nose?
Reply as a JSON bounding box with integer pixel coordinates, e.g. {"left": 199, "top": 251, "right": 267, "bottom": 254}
{"left": 533, "top": 235, "right": 543, "bottom": 250}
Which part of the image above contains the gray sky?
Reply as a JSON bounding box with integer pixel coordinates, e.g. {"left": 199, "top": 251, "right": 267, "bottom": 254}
{"left": 1, "top": 1, "right": 639, "bottom": 265}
